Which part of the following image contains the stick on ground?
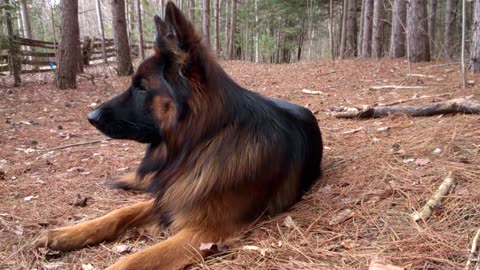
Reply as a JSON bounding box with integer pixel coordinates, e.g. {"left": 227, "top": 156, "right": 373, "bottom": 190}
{"left": 330, "top": 97, "right": 480, "bottom": 119}
{"left": 465, "top": 229, "right": 480, "bottom": 270}
{"left": 411, "top": 172, "right": 455, "bottom": 222}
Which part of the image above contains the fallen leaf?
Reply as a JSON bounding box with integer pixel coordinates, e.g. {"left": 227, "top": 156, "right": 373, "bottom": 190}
{"left": 113, "top": 244, "right": 133, "bottom": 254}
{"left": 340, "top": 239, "right": 360, "bottom": 249}
{"left": 23, "top": 195, "right": 37, "bottom": 201}
{"left": 81, "top": 264, "right": 97, "bottom": 270}
{"left": 402, "top": 158, "right": 415, "bottom": 164}
{"left": 42, "top": 262, "right": 65, "bottom": 269}
{"left": 329, "top": 209, "right": 353, "bottom": 225}
{"left": 283, "top": 216, "right": 296, "bottom": 228}
{"left": 415, "top": 158, "right": 430, "bottom": 166}
{"left": 369, "top": 257, "right": 405, "bottom": 270}
{"left": 243, "top": 245, "right": 270, "bottom": 256}
{"left": 13, "top": 225, "right": 23, "bottom": 235}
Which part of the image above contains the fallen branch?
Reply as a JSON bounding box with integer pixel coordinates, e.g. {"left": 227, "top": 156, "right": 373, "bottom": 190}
{"left": 378, "top": 93, "right": 451, "bottom": 106}
{"left": 40, "top": 139, "right": 111, "bottom": 153}
{"left": 465, "top": 229, "right": 480, "bottom": 270}
{"left": 330, "top": 97, "right": 480, "bottom": 119}
{"left": 411, "top": 172, "right": 455, "bottom": 222}
{"left": 369, "top": 85, "right": 428, "bottom": 91}
{"left": 301, "top": 89, "right": 324, "bottom": 95}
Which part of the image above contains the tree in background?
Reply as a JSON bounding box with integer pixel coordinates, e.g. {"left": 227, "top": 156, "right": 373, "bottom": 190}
{"left": 213, "top": 0, "right": 220, "bottom": 54}
{"left": 371, "top": 0, "right": 384, "bottom": 58}
{"left": 3, "top": 0, "right": 21, "bottom": 86}
{"left": 407, "top": 0, "right": 430, "bottom": 62}
{"left": 202, "top": 0, "right": 210, "bottom": 47}
{"left": 112, "top": 0, "right": 133, "bottom": 76}
{"left": 136, "top": 0, "right": 145, "bottom": 60}
{"left": 343, "top": 0, "right": 356, "bottom": 58}
{"left": 55, "top": 0, "right": 80, "bottom": 89}
{"left": 444, "top": 0, "right": 459, "bottom": 59}
{"left": 96, "top": 0, "right": 108, "bottom": 64}
{"left": 428, "top": 0, "right": 438, "bottom": 57}
{"left": 471, "top": 0, "right": 480, "bottom": 72}
{"left": 227, "top": 0, "right": 237, "bottom": 59}
{"left": 390, "top": 0, "right": 406, "bottom": 58}
{"left": 361, "top": 0, "right": 373, "bottom": 57}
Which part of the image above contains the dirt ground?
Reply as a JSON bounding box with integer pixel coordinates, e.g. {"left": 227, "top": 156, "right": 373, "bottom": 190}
{"left": 1, "top": 59, "right": 479, "bottom": 270}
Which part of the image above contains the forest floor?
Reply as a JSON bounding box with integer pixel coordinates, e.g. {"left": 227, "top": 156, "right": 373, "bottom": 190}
{"left": 0, "top": 59, "right": 479, "bottom": 270}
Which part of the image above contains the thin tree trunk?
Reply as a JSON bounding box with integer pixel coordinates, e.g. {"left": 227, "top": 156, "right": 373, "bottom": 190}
{"left": 20, "top": 0, "right": 32, "bottom": 38}
{"left": 428, "top": 0, "right": 437, "bottom": 56}
{"left": 189, "top": 0, "right": 195, "bottom": 23}
{"left": 202, "top": 0, "right": 211, "bottom": 47}
{"left": 136, "top": 0, "right": 145, "bottom": 60}
{"left": 461, "top": 0, "right": 466, "bottom": 88}
{"left": 55, "top": 0, "right": 80, "bottom": 89}
{"left": 362, "top": 0, "right": 374, "bottom": 57}
{"left": 158, "top": 0, "right": 165, "bottom": 15}
{"left": 407, "top": 0, "right": 430, "bottom": 62}
{"left": 471, "top": 0, "right": 480, "bottom": 72}
{"left": 228, "top": 0, "right": 237, "bottom": 59}
{"left": 358, "top": 0, "right": 365, "bottom": 56}
{"left": 96, "top": 0, "right": 108, "bottom": 64}
{"left": 328, "top": 0, "right": 334, "bottom": 60}
{"left": 371, "top": 0, "right": 384, "bottom": 58}
{"left": 254, "top": 0, "right": 259, "bottom": 62}
{"left": 444, "top": 0, "right": 459, "bottom": 59}
{"left": 390, "top": 0, "right": 406, "bottom": 58}
{"left": 344, "top": 0, "right": 357, "bottom": 57}
{"left": 213, "top": 0, "right": 220, "bottom": 54}
{"left": 112, "top": 0, "right": 133, "bottom": 76}
{"left": 4, "top": 0, "right": 21, "bottom": 86}
{"left": 339, "top": 0, "right": 348, "bottom": 59}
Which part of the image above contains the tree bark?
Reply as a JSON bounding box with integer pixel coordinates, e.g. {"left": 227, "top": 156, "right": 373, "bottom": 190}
{"left": 444, "top": 0, "right": 459, "bottom": 59}
{"left": 213, "top": 0, "right": 220, "bottom": 55}
{"left": 428, "top": 0, "right": 437, "bottom": 57}
{"left": 328, "top": 0, "right": 334, "bottom": 60}
{"left": 407, "top": 0, "right": 430, "bottom": 62}
{"left": 112, "top": 0, "right": 134, "bottom": 76}
{"left": 344, "top": 0, "right": 357, "bottom": 57}
{"left": 361, "top": 0, "right": 374, "bottom": 57}
{"left": 390, "top": 0, "right": 406, "bottom": 58}
{"left": 254, "top": 0, "right": 259, "bottom": 62}
{"left": 20, "top": 0, "right": 32, "bottom": 39}
{"left": 202, "top": 0, "right": 211, "bottom": 47}
{"left": 471, "top": 0, "right": 480, "bottom": 72}
{"left": 96, "top": 0, "right": 108, "bottom": 64}
{"left": 55, "top": 0, "right": 80, "bottom": 89}
{"left": 136, "top": 0, "right": 145, "bottom": 60}
{"left": 330, "top": 98, "right": 480, "bottom": 118}
{"left": 227, "top": 0, "right": 237, "bottom": 59}
{"left": 339, "top": 0, "right": 348, "bottom": 59}
{"left": 358, "top": 0, "right": 365, "bottom": 56}
{"left": 371, "top": 0, "right": 384, "bottom": 58}
{"left": 189, "top": 0, "right": 195, "bottom": 23}
{"left": 4, "top": 0, "right": 21, "bottom": 86}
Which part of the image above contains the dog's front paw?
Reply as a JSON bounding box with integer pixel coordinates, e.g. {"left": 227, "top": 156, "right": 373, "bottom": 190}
{"left": 35, "top": 227, "right": 94, "bottom": 251}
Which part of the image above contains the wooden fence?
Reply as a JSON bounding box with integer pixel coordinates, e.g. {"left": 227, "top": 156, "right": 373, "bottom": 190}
{"left": 0, "top": 37, "right": 153, "bottom": 75}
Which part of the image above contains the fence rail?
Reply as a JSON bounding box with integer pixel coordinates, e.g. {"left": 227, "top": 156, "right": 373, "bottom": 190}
{"left": 0, "top": 36, "right": 153, "bottom": 75}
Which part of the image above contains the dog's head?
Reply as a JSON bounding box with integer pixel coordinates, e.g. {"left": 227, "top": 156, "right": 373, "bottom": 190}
{"left": 87, "top": 2, "right": 206, "bottom": 144}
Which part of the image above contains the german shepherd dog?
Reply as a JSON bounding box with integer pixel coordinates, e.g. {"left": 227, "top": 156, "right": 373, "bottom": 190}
{"left": 37, "top": 2, "right": 322, "bottom": 269}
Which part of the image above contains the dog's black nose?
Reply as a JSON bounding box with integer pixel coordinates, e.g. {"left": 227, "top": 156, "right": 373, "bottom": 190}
{"left": 87, "top": 109, "right": 101, "bottom": 125}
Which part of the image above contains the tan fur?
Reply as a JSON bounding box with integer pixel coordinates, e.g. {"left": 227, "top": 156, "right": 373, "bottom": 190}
{"left": 36, "top": 200, "right": 154, "bottom": 251}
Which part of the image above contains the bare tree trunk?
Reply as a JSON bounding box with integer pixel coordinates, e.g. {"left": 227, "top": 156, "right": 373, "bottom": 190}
{"left": 214, "top": 0, "right": 220, "bottom": 54}
{"left": 361, "top": 0, "right": 374, "bottom": 57}
{"left": 444, "top": 0, "right": 459, "bottom": 59}
{"left": 96, "top": 0, "right": 108, "bottom": 64}
{"left": 428, "top": 0, "right": 437, "bottom": 56}
{"left": 344, "top": 0, "right": 357, "bottom": 57}
{"left": 471, "top": 0, "right": 480, "bottom": 72}
{"left": 4, "top": 0, "right": 21, "bottom": 86}
{"left": 127, "top": 0, "right": 136, "bottom": 44}
{"left": 202, "top": 0, "right": 211, "bottom": 47}
{"left": 55, "top": 0, "right": 80, "bottom": 89}
{"left": 112, "top": 0, "right": 133, "bottom": 76}
{"left": 461, "top": 0, "right": 466, "bottom": 88}
{"left": 158, "top": 0, "right": 165, "bottom": 15}
{"left": 328, "top": 0, "right": 334, "bottom": 60}
{"left": 371, "top": 0, "right": 384, "bottom": 58}
{"left": 407, "top": 0, "right": 430, "bottom": 62}
{"left": 254, "top": 0, "right": 259, "bottom": 62}
{"left": 339, "top": 0, "right": 348, "bottom": 59}
{"left": 358, "top": 0, "right": 365, "bottom": 56}
{"left": 227, "top": 0, "right": 237, "bottom": 59}
{"left": 390, "top": 0, "right": 406, "bottom": 58}
{"left": 136, "top": 0, "right": 144, "bottom": 60}
{"left": 20, "top": 0, "right": 32, "bottom": 38}
{"left": 189, "top": 0, "right": 195, "bottom": 23}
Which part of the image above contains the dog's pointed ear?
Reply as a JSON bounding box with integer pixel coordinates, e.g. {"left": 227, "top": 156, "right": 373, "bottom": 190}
{"left": 153, "top": 15, "right": 171, "bottom": 56}
{"left": 164, "top": 1, "right": 200, "bottom": 49}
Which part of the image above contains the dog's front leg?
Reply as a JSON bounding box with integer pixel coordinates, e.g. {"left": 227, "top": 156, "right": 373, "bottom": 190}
{"left": 36, "top": 199, "right": 154, "bottom": 251}
{"left": 105, "top": 228, "right": 218, "bottom": 270}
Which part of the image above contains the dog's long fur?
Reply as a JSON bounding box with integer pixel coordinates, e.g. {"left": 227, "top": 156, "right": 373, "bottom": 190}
{"left": 36, "top": 2, "right": 323, "bottom": 269}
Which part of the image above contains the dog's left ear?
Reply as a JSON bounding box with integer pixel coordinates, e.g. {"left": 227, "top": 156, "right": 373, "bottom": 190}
{"left": 164, "top": 2, "right": 201, "bottom": 50}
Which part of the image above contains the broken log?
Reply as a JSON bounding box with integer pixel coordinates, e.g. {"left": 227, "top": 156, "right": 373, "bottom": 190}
{"left": 330, "top": 97, "right": 480, "bottom": 119}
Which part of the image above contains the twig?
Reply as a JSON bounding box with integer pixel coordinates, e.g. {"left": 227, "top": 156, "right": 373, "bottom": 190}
{"left": 465, "top": 229, "right": 480, "bottom": 270}
{"left": 301, "top": 89, "right": 324, "bottom": 95}
{"left": 378, "top": 93, "right": 451, "bottom": 106}
{"left": 406, "top": 73, "right": 436, "bottom": 78}
{"left": 411, "top": 172, "right": 455, "bottom": 222}
{"left": 40, "top": 139, "right": 110, "bottom": 153}
{"left": 369, "top": 85, "right": 428, "bottom": 90}
{"left": 339, "top": 128, "right": 364, "bottom": 135}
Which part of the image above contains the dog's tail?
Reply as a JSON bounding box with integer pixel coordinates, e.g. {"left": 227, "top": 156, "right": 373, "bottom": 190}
{"left": 105, "top": 227, "right": 219, "bottom": 270}
{"left": 105, "top": 172, "right": 150, "bottom": 191}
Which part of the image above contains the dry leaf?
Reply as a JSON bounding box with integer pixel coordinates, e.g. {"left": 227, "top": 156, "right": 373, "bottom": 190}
{"left": 415, "top": 158, "right": 430, "bottom": 166}
{"left": 81, "top": 264, "right": 97, "bottom": 270}
{"left": 243, "top": 245, "right": 270, "bottom": 256}
{"left": 369, "top": 257, "right": 404, "bottom": 270}
{"left": 283, "top": 216, "right": 296, "bottom": 228}
{"left": 42, "top": 262, "right": 65, "bottom": 269}
{"left": 329, "top": 209, "right": 353, "bottom": 225}
{"left": 199, "top": 242, "right": 218, "bottom": 252}
{"left": 113, "top": 244, "right": 133, "bottom": 254}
